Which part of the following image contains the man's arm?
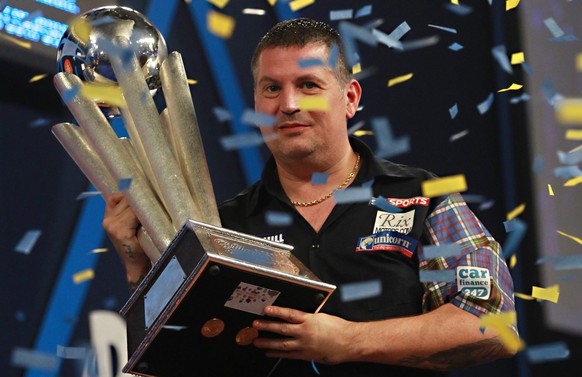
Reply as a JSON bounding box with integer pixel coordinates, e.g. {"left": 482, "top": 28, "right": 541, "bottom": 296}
{"left": 102, "top": 193, "right": 151, "bottom": 291}
{"left": 253, "top": 302, "right": 514, "bottom": 371}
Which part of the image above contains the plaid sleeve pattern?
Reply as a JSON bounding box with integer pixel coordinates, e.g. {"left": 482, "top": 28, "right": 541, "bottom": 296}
{"left": 419, "top": 193, "right": 515, "bottom": 317}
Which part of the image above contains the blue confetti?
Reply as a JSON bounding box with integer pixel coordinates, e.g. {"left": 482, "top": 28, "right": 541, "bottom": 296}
{"left": 449, "top": 103, "right": 459, "bottom": 119}
{"left": 478, "top": 199, "right": 495, "bottom": 211}
{"left": 388, "top": 21, "right": 411, "bottom": 41}
{"left": 557, "top": 148, "right": 582, "bottom": 165}
{"left": 15, "top": 310, "right": 26, "bottom": 322}
{"left": 338, "top": 21, "right": 378, "bottom": 67}
{"left": 532, "top": 155, "right": 544, "bottom": 173}
{"left": 554, "top": 165, "right": 582, "bottom": 180}
{"left": 509, "top": 93, "right": 531, "bottom": 104}
{"left": 362, "top": 178, "right": 375, "bottom": 188}
{"left": 491, "top": 45, "right": 512, "bottom": 74}
{"left": 241, "top": 109, "right": 276, "bottom": 127}
{"left": 29, "top": 118, "right": 51, "bottom": 128}
{"left": 502, "top": 218, "right": 527, "bottom": 259}
{"left": 419, "top": 269, "right": 456, "bottom": 282}
{"left": 265, "top": 211, "right": 293, "bottom": 227}
{"left": 333, "top": 186, "right": 372, "bottom": 204}
{"left": 212, "top": 107, "right": 231, "bottom": 122}
{"left": 428, "top": 24, "right": 457, "bottom": 34}
{"left": 422, "top": 244, "right": 463, "bottom": 260}
{"left": 448, "top": 42, "right": 464, "bottom": 51}
{"left": 462, "top": 194, "right": 486, "bottom": 203}
{"left": 311, "top": 172, "right": 328, "bottom": 185}
{"left": 118, "top": 178, "right": 132, "bottom": 191}
{"left": 372, "top": 28, "right": 403, "bottom": 50}
{"left": 23, "top": 9, "right": 43, "bottom": 22}
{"left": 553, "top": 254, "right": 582, "bottom": 271}
{"left": 477, "top": 93, "right": 494, "bottom": 115}
{"left": 550, "top": 34, "right": 578, "bottom": 43}
{"left": 328, "top": 43, "right": 339, "bottom": 69}
{"left": 544, "top": 18, "right": 565, "bottom": 38}
{"left": 371, "top": 117, "right": 410, "bottom": 159}
{"left": 536, "top": 256, "right": 560, "bottom": 265}
{"left": 11, "top": 347, "right": 57, "bottom": 371}
{"left": 298, "top": 58, "right": 324, "bottom": 69}
{"left": 57, "top": 345, "right": 87, "bottom": 359}
{"left": 401, "top": 35, "right": 440, "bottom": 51}
{"left": 450, "top": 129, "right": 469, "bottom": 142}
{"left": 76, "top": 191, "right": 101, "bottom": 200}
{"left": 15, "top": 230, "right": 42, "bottom": 255}
{"left": 444, "top": 3, "right": 473, "bottom": 16}
{"left": 340, "top": 279, "right": 382, "bottom": 302}
{"left": 522, "top": 62, "right": 534, "bottom": 76}
{"left": 526, "top": 342, "right": 570, "bottom": 364}
{"left": 370, "top": 196, "right": 402, "bottom": 213}
{"left": 347, "top": 120, "right": 365, "bottom": 135}
{"left": 220, "top": 132, "right": 265, "bottom": 150}
{"left": 541, "top": 79, "right": 561, "bottom": 105}
{"left": 311, "top": 360, "right": 321, "bottom": 375}
{"left": 330, "top": 9, "right": 353, "bottom": 21}
{"left": 354, "top": 4, "right": 372, "bottom": 18}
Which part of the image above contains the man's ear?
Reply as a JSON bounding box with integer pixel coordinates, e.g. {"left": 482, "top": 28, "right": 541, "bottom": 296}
{"left": 345, "top": 79, "right": 362, "bottom": 119}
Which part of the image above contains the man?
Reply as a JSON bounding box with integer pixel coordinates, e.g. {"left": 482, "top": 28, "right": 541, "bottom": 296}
{"left": 103, "top": 18, "right": 516, "bottom": 377}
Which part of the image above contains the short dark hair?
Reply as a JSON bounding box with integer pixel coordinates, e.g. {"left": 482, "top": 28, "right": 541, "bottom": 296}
{"left": 251, "top": 18, "right": 351, "bottom": 85}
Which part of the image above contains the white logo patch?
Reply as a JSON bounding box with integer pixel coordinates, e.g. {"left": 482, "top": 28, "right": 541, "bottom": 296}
{"left": 373, "top": 210, "right": 415, "bottom": 234}
{"left": 456, "top": 266, "right": 491, "bottom": 300}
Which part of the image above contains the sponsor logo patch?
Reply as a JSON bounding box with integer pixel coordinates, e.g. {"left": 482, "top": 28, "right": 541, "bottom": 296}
{"left": 456, "top": 266, "right": 491, "bottom": 299}
{"left": 373, "top": 210, "right": 415, "bottom": 234}
{"left": 356, "top": 230, "right": 418, "bottom": 258}
{"left": 387, "top": 196, "right": 430, "bottom": 208}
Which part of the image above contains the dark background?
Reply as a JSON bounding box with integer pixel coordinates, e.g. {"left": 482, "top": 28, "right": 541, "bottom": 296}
{"left": 1, "top": 0, "right": 580, "bottom": 376}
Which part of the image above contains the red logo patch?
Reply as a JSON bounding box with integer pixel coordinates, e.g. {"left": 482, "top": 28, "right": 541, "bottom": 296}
{"left": 387, "top": 196, "right": 430, "bottom": 208}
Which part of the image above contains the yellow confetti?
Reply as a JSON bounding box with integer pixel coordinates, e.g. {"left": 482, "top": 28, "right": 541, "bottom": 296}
{"left": 421, "top": 174, "right": 467, "bottom": 198}
{"left": 187, "top": 79, "right": 198, "bottom": 85}
{"left": 509, "top": 254, "right": 517, "bottom": 268}
{"left": 506, "top": 203, "right": 525, "bottom": 221}
{"left": 353, "top": 130, "right": 374, "bottom": 137}
{"left": 89, "top": 248, "right": 108, "bottom": 254}
{"left": 480, "top": 311, "right": 525, "bottom": 352}
{"left": 557, "top": 230, "right": 582, "bottom": 245}
{"left": 565, "top": 129, "right": 582, "bottom": 140}
{"left": 81, "top": 84, "right": 126, "bottom": 108}
{"left": 555, "top": 98, "right": 582, "bottom": 125}
{"left": 298, "top": 96, "right": 329, "bottom": 111}
{"left": 289, "top": 0, "right": 314, "bottom": 11}
{"left": 510, "top": 52, "right": 525, "bottom": 65}
{"left": 576, "top": 53, "right": 582, "bottom": 71}
{"left": 388, "top": 73, "right": 414, "bottom": 87}
{"left": 506, "top": 0, "right": 520, "bottom": 11}
{"left": 497, "top": 83, "right": 523, "bottom": 92}
{"left": 451, "top": 0, "right": 459, "bottom": 4}
{"left": 514, "top": 292, "right": 535, "bottom": 300}
{"left": 352, "top": 63, "right": 362, "bottom": 75}
{"left": 531, "top": 285, "right": 559, "bottom": 304}
{"left": 564, "top": 176, "right": 582, "bottom": 187}
{"left": 0, "top": 34, "right": 32, "bottom": 49}
{"left": 267, "top": 0, "right": 277, "bottom": 5}
{"left": 207, "top": 10, "right": 235, "bottom": 39}
{"left": 207, "top": 0, "right": 229, "bottom": 8}
{"left": 547, "top": 184, "right": 555, "bottom": 196}
{"left": 73, "top": 269, "right": 95, "bottom": 284}
{"left": 29, "top": 73, "right": 48, "bottom": 83}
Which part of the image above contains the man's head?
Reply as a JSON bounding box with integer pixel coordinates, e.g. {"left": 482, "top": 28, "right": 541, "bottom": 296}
{"left": 251, "top": 18, "right": 352, "bottom": 86}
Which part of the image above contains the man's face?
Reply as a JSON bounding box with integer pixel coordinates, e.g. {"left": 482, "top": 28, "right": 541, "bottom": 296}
{"left": 253, "top": 43, "right": 360, "bottom": 163}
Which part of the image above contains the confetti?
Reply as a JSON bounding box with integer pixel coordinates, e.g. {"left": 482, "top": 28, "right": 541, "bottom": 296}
{"left": 509, "top": 93, "right": 530, "bottom": 104}
{"left": 11, "top": 347, "right": 57, "bottom": 371}
{"left": 428, "top": 24, "right": 457, "bottom": 34}
{"left": 0, "top": 34, "right": 32, "bottom": 49}
{"left": 28, "top": 118, "right": 51, "bottom": 128}
{"left": 89, "top": 248, "right": 108, "bottom": 254}
{"left": 118, "top": 178, "right": 132, "bottom": 191}
{"left": 556, "top": 230, "right": 582, "bottom": 245}
{"left": 450, "top": 129, "right": 469, "bottom": 142}
{"left": 57, "top": 345, "right": 86, "bottom": 359}
{"left": 451, "top": 0, "right": 459, "bottom": 4}
{"left": 449, "top": 104, "right": 459, "bottom": 119}
{"left": 220, "top": 132, "right": 265, "bottom": 150}
{"left": 311, "top": 172, "right": 329, "bottom": 185}
{"left": 557, "top": 145, "right": 582, "bottom": 165}
{"left": 242, "top": 8, "right": 266, "bottom": 16}
{"left": 29, "top": 73, "right": 48, "bottom": 83}
{"left": 532, "top": 156, "right": 544, "bottom": 173}
{"left": 340, "top": 279, "right": 382, "bottom": 301}
{"left": 369, "top": 196, "right": 402, "bottom": 213}
{"left": 419, "top": 269, "right": 456, "bottom": 282}
{"left": 241, "top": 109, "right": 276, "bottom": 127}
{"left": 354, "top": 4, "right": 372, "bottom": 18}
{"left": 564, "top": 176, "right": 582, "bottom": 187}
{"left": 388, "top": 21, "right": 411, "bottom": 42}
{"left": 498, "top": 83, "right": 523, "bottom": 92}
{"left": 479, "top": 312, "right": 524, "bottom": 352}
{"left": 554, "top": 166, "right": 582, "bottom": 179}
{"left": 338, "top": 21, "right": 378, "bottom": 66}
{"left": 502, "top": 218, "right": 526, "bottom": 259}
{"left": 81, "top": 84, "right": 126, "bottom": 108}
{"left": 207, "top": 0, "right": 229, "bottom": 9}
{"left": 506, "top": 0, "right": 520, "bottom": 11}
{"left": 330, "top": 9, "right": 353, "bottom": 21}
{"left": 372, "top": 28, "right": 403, "bottom": 50}
{"left": 491, "top": 45, "right": 513, "bottom": 74}
{"left": 401, "top": 35, "right": 440, "bottom": 51}
{"left": 265, "top": 211, "right": 293, "bottom": 227}
{"left": 477, "top": 92, "right": 494, "bottom": 114}
{"left": 328, "top": 43, "right": 339, "bottom": 68}
{"left": 531, "top": 285, "right": 559, "bottom": 303}
{"left": 479, "top": 199, "right": 495, "bottom": 211}
{"left": 449, "top": 42, "right": 464, "bottom": 51}
{"left": 462, "top": 194, "right": 486, "bottom": 203}
{"left": 388, "top": 73, "right": 413, "bottom": 87}
{"left": 514, "top": 292, "right": 535, "bottom": 300}
{"left": 509, "top": 254, "right": 517, "bottom": 268}
{"left": 371, "top": 117, "right": 410, "bottom": 159}
{"left": 289, "top": 0, "right": 314, "bottom": 12}
{"left": 445, "top": 3, "right": 473, "bottom": 16}
{"left": 163, "top": 325, "right": 188, "bottom": 331}
{"left": 352, "top": 63, "right": 362, "bottom": 75}
{"left": 207, "top": 10, "right": 235, "bottom": 39}
{"left": 544, "top": 18, "right": 565, "bottom": 38}
{"left": 298, "top": 96, "right": 329, "bottom": 111}
{"left": 565, "top": 129, "right": 582, "bottom": 140}
{"left": 73, "top": 269, "right": 95, "bottom": 284}
{"left": 333, "top": 186, "right": 372, "bottom": 204}
{"left": 506, "top": 203, "right": 525, "bottom": 220}
{"left": 353, "top": 130, "right": 373, "bottom": 137}
{"left": 22, "top": 9, "right": 43, "bottom": 22}
{"left": 15, "top": 230, "right": 42, "bottom": 255}
{"left": 298, "top": 58, "right": 324, "bottom": 69}
{"left": 187, "top": 79, "right": 198, "bottom": 85}
{"left": 554, "top": 255, "right": 582, "bottom": 271}
{"left": 76, "top": 191, "right": 101, "bottom": 200}
{"left": 422, "top": 244, "right": 463, "bottom": 260}
{"left": 347, "top": 120, "right": 365, "bottom": 135}
{"left": 510, "top": 52, "right": 524, "bottom": 64}
{"left": 548, "top": 184, "right": 554, "bottom": 196}
{"left": 421, "top": 175, "right": 467, "bottom": 198}
{"left": 526, "top": 342, "right": 570, "bottom": 364}
{"left": 267, "top": 0, "right": 276, "bottom": 5}
{"left": 212, "top": 107, "right": 231, "bottom": 122}
{"left": 15, "top": 310, "right": 26, "bottom": 322}
{"left": 311, "top": 360, "right": 321, "bottom": 375}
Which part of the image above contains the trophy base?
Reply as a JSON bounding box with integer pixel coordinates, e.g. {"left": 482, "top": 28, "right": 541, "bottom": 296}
{"left": 120, "top": 220, "right": 335, "bottom": 377}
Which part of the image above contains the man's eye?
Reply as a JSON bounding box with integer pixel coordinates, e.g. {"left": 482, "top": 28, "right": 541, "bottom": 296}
{"left": 303, "top": 82, "right": 316, "bottom": 89}
{"left": 266, "top": 85, "right": 279, "bottom": 92}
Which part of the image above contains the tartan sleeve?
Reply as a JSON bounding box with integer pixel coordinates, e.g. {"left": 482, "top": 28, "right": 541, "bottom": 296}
{"left": 419, "top": 193, "right": 515, "bottom": 317}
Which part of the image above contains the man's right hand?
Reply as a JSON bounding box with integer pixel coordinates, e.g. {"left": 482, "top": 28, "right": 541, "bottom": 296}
{"left": 103, "top": 192, "right": 151, "bottom": 290}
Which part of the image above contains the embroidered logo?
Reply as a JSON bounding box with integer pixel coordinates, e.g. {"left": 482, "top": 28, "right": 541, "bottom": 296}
{"left": 261, "top": 233, "right": 285, "bottom": 243}
{"left": 373, "top": 210, "right": 415, "bottom": 234}
{"left": 387, "top": 196, "right": 430, "bottom": 208}
{"left": 456, "top": 267, "right": 491, "bottom": 299}
{"left": 356, "top": 230, "right": 418, "bottom": 258}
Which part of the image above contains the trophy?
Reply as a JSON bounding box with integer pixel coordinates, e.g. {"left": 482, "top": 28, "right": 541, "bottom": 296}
{"left": 52, "top": 7, "right": 335, "bottom": 376}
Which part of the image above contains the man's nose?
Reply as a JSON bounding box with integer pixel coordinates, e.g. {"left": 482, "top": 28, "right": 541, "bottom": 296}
{"left": 279, "top": 89, "right": 300, "bottom": 115}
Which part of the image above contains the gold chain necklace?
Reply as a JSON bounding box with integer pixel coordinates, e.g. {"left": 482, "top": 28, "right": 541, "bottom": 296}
{"left": 291, "top": 153, "right": 361, "bottom": 207}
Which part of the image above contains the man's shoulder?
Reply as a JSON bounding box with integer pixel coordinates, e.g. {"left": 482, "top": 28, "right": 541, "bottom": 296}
{"left": 375, "top": 158, "right": 439, "bottom": 181}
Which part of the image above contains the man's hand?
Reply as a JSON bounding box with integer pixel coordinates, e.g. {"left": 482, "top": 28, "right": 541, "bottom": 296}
{"left": 252, "top": 306, "right": 354, "bottom": 364}
{"left": 103, "top": 192, "right": 150, "bottom": 290}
